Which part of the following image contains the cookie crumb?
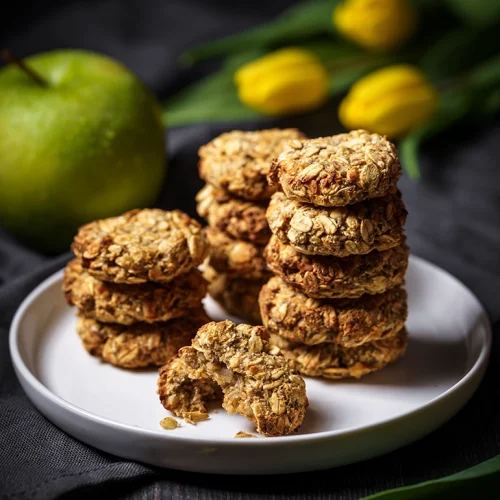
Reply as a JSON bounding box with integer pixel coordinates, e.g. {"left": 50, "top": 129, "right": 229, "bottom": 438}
{"left": 184, "top": 411, "right": 210, "bottom": 425}
{"left": 235, "top": 431, "right": 257, "bottom": 438}
{"left": 160, "top": 417, "right": 179, "bottom": 430}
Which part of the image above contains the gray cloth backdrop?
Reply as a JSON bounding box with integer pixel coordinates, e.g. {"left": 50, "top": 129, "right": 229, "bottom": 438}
{"left": 1, "top": 1, "right": 500, "bottom": 498}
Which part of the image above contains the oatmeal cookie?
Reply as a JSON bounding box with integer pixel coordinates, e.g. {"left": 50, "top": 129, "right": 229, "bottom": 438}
{"left": 268, "top": 130, "right": 401, "bottom": 206}
{"left": 179, "top": 320, "right": 308, "bottom": 437}
{"left": 205, "top": 227, "right": 268, "bottom": 280}
{"left": 270, "top": 328, "right": 408, "bottom": 379}
{"left": 267, "top": 191, "right": 407, "bottom": 257}
{"left": 196, "top": 184, "right": 271, "bottom": 244}
{"left": 203, "top": 265, "right": 266, "bottom": 324}
{"left": 198, "top": 128, "right": 306, "bottom": 201}
{"left": 76, "top": 310, "right": 210, "bottom": 369}
{"left": 259, "top": 277, "right": 407, "bottom": 347}
{"left": 264, "top": 235, "right": 409, "bottom": 299}
{"left": 64, "top": 259, "right": 207, "bottom": 325}
{"left": 158, "top": 356, "right": 221, "bottom": 424}
{"left": 72, "top": 209, "right": 208, "bottom": 284}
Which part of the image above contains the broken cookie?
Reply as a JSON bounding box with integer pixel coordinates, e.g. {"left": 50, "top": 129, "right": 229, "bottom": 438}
{"left": 158, "top": 320, "right": 308, "bottom": 437}
{"left": 158, "top": 356, "right": 221, "bottom": 424}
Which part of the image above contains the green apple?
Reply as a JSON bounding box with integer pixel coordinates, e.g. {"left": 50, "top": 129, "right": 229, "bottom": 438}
{"left": 0, "top": 49, "right": 166, "bottom": 253}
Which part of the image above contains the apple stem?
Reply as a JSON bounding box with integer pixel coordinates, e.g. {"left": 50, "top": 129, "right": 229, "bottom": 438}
{"left": 1, "top": 49, "right": 48, "bottom": 87}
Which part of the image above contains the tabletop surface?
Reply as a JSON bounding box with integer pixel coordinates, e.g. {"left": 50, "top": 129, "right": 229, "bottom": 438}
{"left": 1, "top": 1, "right": 499, "bottom": 499}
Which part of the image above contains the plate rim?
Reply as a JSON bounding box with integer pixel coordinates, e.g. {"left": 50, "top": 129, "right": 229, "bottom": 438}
{"left": 9, "top": 255, "right": 493, "bottom": 447}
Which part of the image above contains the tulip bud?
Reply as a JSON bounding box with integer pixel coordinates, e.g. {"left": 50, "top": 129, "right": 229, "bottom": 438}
{"left": 333, "top": 0, "right": 417, "bottom": 52}
{"left": 234, "top": 48, "right": 330, "bottom": 115}
{"left": 338, "top": 65, "right": 438, "bottom": 138}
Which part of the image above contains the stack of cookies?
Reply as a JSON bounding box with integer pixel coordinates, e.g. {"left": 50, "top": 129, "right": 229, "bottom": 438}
{"left": 259, "top": 129, "right": 410, "bottom": 380}
{"left": 196, "top": 128, "right": 306, "bottom": 324}
{"left": 63, "top": 208, "right": 210, "bottom": 369}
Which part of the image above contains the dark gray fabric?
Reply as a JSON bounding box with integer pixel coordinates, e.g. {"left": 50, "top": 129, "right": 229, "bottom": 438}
{"left": 1, "top": 1, "right": 500, "bottom": 499}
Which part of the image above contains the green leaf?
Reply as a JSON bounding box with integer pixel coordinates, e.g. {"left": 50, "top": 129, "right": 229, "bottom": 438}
{"left": 298, "top": 39, "right": 365, "bottom": 64}
{"left": 399, "top": 135, "right": 422, "bottom": 180}
{"left": 445, "top": 0, "right": 500, "bottom": 26}
{"left": 163, "top": 52, "right": 265, "bottom": 127}
{"left": 420, "top": 24, "right": 500, "bottom": 83}
{"left": 399, "top": 88, "right": 472, "bottom": 179}
{"left": 478, "top": 87, "right": 500, "bottom": 117}
{"left": 164, "top": 39, "right": 396, "bottom": 127}
{"left": 296, "top": 40, "right": 396, "bottom": 94}
{"left": 400, "top": 52, "right": 500, "bottom": 178}
{"left": 467, "top": 52, "right": 500, "bottom": 88}
{"left": 468, "top": 55, "right": 500, "bottom": 117}
{"left": 361, "top": 455, "right": 500, "bottom": 499}
{"left": 181, "top": 0, "right": 339, "bottom": 66}
{"left": 163, "top": 71, "right": 263, "bottom": 127}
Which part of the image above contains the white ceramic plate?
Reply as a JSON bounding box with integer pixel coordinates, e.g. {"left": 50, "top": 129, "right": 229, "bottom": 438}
{"left": 10, "top": 256, "right": 491, "bottom": 474}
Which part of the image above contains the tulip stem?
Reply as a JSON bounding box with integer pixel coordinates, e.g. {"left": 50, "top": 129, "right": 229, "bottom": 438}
{"left": 1, "top": 49, "right": 48, "bottom": 87}
{"left": 322, "top": 53, "right": 399, "bottom": 77}
{"left": 323, "top": 55, "right": 377, "bottom": 72}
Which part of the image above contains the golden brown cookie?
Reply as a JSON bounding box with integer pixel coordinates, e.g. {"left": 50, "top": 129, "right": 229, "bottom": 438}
{"left": 203, "top": 265, "right": 266, "bottom": 324}
{"left": 76, "top": 310, "right": 210, "bottom": 369}
{"left": 196, "top": 184, "right": 271, "bottom": 244}
{"left": 264, "top": 235, "right": 409, "bottom": 299}
{"left": 72, "top": 209, "right": 208, "bottom": 284}
{"left": 205, "top": 227, "right": 268, "bottom": 280}
{"left": 259, "top": 276, "right": 407, "bottom": 347}
{"left": 270, "top": 328, "right": 408, "bottom": 379}
{"left": 178, "top": 320, "right": 308, "bottom": 437}
{"left": 198, "top": 128, "right": 306, "bottom": 201}
{"left": 268, "top": 130, "right": 401, "bottom": 206}
{"left": 157, "top": 357, "right": 222, "bottom": 424}
{"left": 267, "top": 191, "right": 407, "bottom": 257}
{"left": 64, "top": 259, "right": 208, "bottom": 325}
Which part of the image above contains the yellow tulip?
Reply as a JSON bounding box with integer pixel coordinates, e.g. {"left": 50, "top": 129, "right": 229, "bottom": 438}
{"left": 333, "top": 0, "right": 418, "bottom": 52}
{"left": 234, "top": 48, "right": 330, "bottom": 115}
{"left": 338, "top": 65, "right": 438, "bottom": 138}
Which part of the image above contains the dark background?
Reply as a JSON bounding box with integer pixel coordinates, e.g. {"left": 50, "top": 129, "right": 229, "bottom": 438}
{"left": 1, "top": 1, "right": 500, "bottom": 499}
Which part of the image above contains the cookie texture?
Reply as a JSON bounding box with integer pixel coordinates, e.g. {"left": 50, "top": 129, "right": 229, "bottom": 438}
{"left": 196, "top": 184, "right": 271, "bottom": 244}
{"left": 158, "top": 357, "right": 221, "bottom": 424}
{"left": 270, "top": 328, "right": 408, "bottom": 379}
{"left": 267, "top": 191, "right": 407, "bottom": 256}
{"left": 259, "top": 276, "right": 407, "bottom": 346}
{"left": 203, "top": 265, "right": 265, "bottom": 325}
{"left": 72, "top": 209, "right": 208, "bottom": 284}
{"left": 76, "top": 311, "right": 210, "bottom": 369}
{"left": 198, "top": 128, "right": 306, "bottom": 201}
{"left": 264, "top": 235, "right": 409, "bottom": 299}
{"left": 64, "top": 259, "right": 207, "bottom": 325}
{"left": 178, "top": 320, "right": 308, "bottom": 437}
{"left": 205, "top": 227, "right": 268, "bottom": 280}
{"left": 268, "top": 130, "right": 401, "bottom": 206}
